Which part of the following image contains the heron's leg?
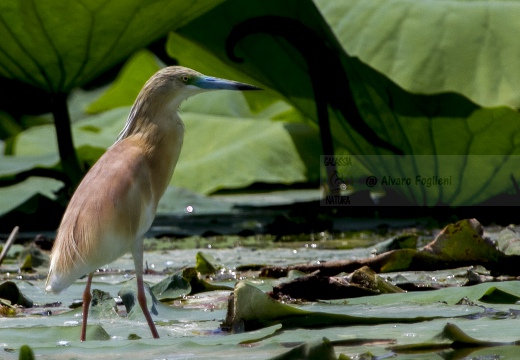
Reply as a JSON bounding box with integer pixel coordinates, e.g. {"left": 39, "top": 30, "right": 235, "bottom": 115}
{"left": 133, "top": 240, "right": 160, "bottom": 338}
{"left": 81, "top": 273, "right": 94, "bottom": 342}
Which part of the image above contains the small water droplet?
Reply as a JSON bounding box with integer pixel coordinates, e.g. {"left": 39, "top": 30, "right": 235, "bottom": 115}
{"left": 404, "top": 333, "right": 417, "bottom": 337}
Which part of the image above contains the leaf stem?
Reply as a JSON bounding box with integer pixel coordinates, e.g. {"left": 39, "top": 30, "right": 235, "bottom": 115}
{"left": 0, "top": 226, "right": 19, "bottom": 266}
{"left": 50, "top": 93, "right": 83, "bottom": 190}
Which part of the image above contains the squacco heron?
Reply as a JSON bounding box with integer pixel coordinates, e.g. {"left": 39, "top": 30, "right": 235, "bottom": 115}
{"left": 45, "top": 66, "right": 259, "bottom": 341}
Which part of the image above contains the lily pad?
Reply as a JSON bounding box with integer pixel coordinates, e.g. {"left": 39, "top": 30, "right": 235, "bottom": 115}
{"left": 268, "top": 338, "right": 338, "bottom": 360}
{"left": 0, "top": 281, "right": 33, "bottom": 308}
{"left": 196, "top": 252, "right": 223, "bottom": 275}
{"left": 223, "top": 281, "right": 481, "bottom": 332}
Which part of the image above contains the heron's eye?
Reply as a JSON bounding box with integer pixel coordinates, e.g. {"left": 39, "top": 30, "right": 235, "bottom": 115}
{"left": 182, "top": 76, "right": 189, "bottom": 83}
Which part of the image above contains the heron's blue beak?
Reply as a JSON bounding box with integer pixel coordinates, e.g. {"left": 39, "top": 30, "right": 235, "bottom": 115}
{"left": 194, "top": 76, "right": 260, "bottom": 91}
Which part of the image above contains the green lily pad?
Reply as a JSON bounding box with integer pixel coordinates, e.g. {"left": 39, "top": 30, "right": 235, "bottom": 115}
{"left": 196, "top": 252, "right": 223, "bottom": 275}
{"left": 0, "top": 281, "right": 33, "bottom": 308}
{"left": 18, "top": 344, "right": 35, "bottom": 360}
{"left": 495, "top": 227, "right": 520, "bottom": 256}
{"left": 389, "top": 322, "right": 518, "bottom": 353}
{"left": 371, "top": 233, "right": 418, "bottom": 255}
{"left": 344, "top": 281, "right": 520, "bottom": 306}
{"left": 268, "top": 338, "right": 338, "bottom": 360}
{"left": 151, "top": 271, "right": 191, "bottom": 301}
{"left": 118, "top": 280, "right": 160, "bottom": 318}
{"left": 223, "top": 281, "right": 481, "bottom": 332}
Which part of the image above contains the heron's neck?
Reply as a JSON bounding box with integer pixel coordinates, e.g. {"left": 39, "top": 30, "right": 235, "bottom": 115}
{"left": 117, "top": 91, "right": 186, "bottom": 141}
{"left": 116, "top": 99, "right": 185, "bottom": 200}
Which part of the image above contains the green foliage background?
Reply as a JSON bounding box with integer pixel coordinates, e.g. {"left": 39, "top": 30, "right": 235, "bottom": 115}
{"left": 2, "top": 0, "right": 520, "bottom": 223}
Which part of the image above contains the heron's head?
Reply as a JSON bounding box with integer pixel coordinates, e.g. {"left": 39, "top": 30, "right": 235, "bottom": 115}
{"left": 118, "top": 66, "right": 260, "bottom": 141}
{"left": 142, "top": 66, "right": 260, "bottom": 108}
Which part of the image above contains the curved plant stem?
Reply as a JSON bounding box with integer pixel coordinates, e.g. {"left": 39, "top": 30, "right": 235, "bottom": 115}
{"left": 0, "top": 226, "right": 19, "bottom": 265}
{"left": 50, "top": 92, "right": 83, "bottom": 190}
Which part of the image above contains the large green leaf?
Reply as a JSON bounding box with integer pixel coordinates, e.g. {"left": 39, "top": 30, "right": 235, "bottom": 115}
{"left": 85, "top": 50, "right": 162, "bottom": 114}
{"left": 168, "top": 0, "right": 330, "bottom": 126}
{"left": 9, "top": 89, "right": 320, "bottom": 197}
{"left": 0, "top": 0, "right": 225, "bottom": 93}
{"left": 316, "top": 0, "right": 520, "bottom": 109}
{"left": 168, "top": 0, "right": 520, "bottom": 205}
{"left": 174, "top": 109, "right": 320, "bottom": 194}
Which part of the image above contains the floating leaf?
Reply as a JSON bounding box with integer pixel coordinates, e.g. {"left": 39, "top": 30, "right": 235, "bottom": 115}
{"left": 151, "top": 271, "right": 191, "bottom": 301}
{"left": 272, "top": 266, "right": 404, "bottom": 301}
{"left": 196, "top": 252, "right": 223, "bottom": 275}
{"left": 118, "top": 280, "right": 160, "bottom": 318}
{"left": 371, "top": 233, "right": 418, "bottom": 255}
{"left": 389, "top": 322, "right": 516, "bottom": 353}
{"left": 0, "top": 281, "right": 33, "bottom": 308}
{"left": 19, "top": 254, "right": 33, "bottom": 272}
{"left": 268, "top": 338, "right": 338, "bottom": 360}
{"left": 261, "top": 219, "right": 520, "bottom": 277}
{"left": 495, "top": 227, "right": 520, "bottom": 256}
{"left": 223, "top": 281, "right": 480, "bottom": 332}
{"left": 18, "top": 344, "right": 35, "bottom": 360}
